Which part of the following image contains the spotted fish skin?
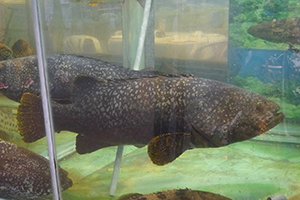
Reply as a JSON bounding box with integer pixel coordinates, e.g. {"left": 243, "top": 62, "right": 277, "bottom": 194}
{"left": 17, "top": 75, "right": 284, "bottom": 165}
{"left": 0, "top": 54, "right": 161, "bottom": 102}
{"left": 0, "top": 140, "right": 72, "bottom": 200}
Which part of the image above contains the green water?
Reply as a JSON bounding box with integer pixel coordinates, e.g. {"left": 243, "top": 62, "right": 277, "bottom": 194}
{"left": 13, "top": 123, "right": 298, "bottom": 200}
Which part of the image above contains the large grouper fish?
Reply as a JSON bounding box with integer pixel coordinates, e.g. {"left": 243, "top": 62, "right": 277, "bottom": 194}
{"left": 17, "top": 74, "right": 285, "bottom": 165}
{"left": 0, "top": 139, "right": 72, "bottom": 200}
{"left": 0, "top": 54, "right": 162, "bottom": 102}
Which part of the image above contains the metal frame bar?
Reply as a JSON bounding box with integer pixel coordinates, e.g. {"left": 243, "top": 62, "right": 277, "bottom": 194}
{"left": 31, "top": 0, "right": 62, "bottom": 199}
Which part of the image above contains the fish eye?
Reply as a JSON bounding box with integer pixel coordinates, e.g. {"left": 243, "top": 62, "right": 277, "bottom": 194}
{"left": 264, "top": 100, "right": 270, "bottom": 106}
{"left": 256, "top": 102, "right": 264, "bottom": 111}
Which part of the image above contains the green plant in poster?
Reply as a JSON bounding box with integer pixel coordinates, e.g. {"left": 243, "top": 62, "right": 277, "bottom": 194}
{"left": 229, "top": 0, "right": 300, "bottom": 49}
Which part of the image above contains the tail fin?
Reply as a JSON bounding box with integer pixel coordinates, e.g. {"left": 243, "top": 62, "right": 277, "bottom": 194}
{"left": 16, "top": 93, "right": 46, "bottom": 142}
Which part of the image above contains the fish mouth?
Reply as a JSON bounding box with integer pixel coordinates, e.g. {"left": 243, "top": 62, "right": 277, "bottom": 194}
{"left": 265, "top": 111, "right": 285, "bottom": 131}
{"left": 247, "top": 26, "right": 255, "bottom": 35}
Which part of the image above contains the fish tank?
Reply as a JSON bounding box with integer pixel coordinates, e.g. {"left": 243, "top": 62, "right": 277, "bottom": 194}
{"left": 0, "top": 0, "right": 299, "bottom": 200}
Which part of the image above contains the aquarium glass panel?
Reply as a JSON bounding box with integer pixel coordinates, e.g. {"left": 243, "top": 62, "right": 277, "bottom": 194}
{"left": 0, "top": 0, "right": 299, "bottom": 200}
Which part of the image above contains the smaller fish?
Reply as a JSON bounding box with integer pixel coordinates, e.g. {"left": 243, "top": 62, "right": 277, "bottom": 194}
{"left": 0, "top": 107, "right": 18, "bottom": 140}
{"left": 117, "top": 188, "right": 231, "bottom": 200}
{"left": 0, "top": 139, "right": 73, "bottom": 200}
{"left": 0, "top": 41, "right": 14, "bottom": 61}
{"left": 0, "top": 39, "right": 34, "bottom": 61}
{"left": 248, "top": 18, "right": 300, "bottom": 50}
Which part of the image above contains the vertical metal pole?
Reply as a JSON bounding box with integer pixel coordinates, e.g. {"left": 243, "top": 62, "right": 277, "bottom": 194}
{"left": 144, "top": 0, "right": 155, "bottom": 69}
{"left": 122, "top": 0, "right": 144, "bottom": 69}
{"left": 109, "top": 145, "right": 124, "bottom": 196}
{"left": 133, "top": 0, "right": 152, "bottom": 70}
{"left": 31, "top": 0, "right": 62, "bottom": 199}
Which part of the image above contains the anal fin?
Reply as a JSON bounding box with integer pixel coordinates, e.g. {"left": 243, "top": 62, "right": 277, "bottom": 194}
{"left": 76, "top": 134, "right": 111, "bottom": 154}
{"left": 134, "top": 144, "right": 146, "bottom": 148}
{"left": 147, "top": 132, "right": 192, "bottom": 166}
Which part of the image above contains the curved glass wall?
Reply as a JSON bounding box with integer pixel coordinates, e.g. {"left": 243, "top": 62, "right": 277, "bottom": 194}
{"left": 0, "top": 0, "right": 299, "bottom": 200}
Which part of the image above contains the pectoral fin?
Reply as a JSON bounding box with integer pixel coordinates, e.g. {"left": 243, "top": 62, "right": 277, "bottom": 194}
{"left": 134, "top": 144, "right": 146, "bottom": 148}
{"left": 147, "top": 132, "right": 192, "bottom": 166}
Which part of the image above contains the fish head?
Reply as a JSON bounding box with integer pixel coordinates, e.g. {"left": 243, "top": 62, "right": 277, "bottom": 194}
{"left": 0, "top": 59, "right": 24, "bottom": 101}
{"left": 247, "top": 21, "right": 280, "bottom": 42}
{"left": 187, "top": 86, "right": 285, "bottom": 148}
{"left": 0, "top": 56, "right": 39, "bottom": 102}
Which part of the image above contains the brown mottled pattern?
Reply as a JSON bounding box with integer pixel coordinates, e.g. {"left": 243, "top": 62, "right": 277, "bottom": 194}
{"left": 0, "top": 140, "right": 72, "bottom": 199}
{"left": 248, "top": 18, "right": 300, "bottom": 45}
{"left": 0, "top": 43, "right": 15, "bottom": 61}
{"left": 117, "top": 188, "right": 231, "bottom": 200}
{"left": 147, "top": 132, "right": 192, "bottom": 165}
{"left": 0, "top": 54, "right": 161, "bottom": 102}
